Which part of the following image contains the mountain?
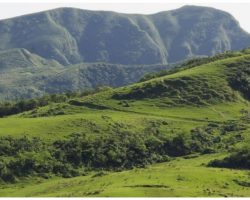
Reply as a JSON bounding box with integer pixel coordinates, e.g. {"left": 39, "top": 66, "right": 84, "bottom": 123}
{"left": 0, "top": 48, "right": 249, "bottom": 197}
{"left": 0, "top": 6, "right": 250, "bottom": 66}
{"left": 0, "top": 5, "right": 250, "bottom": 101}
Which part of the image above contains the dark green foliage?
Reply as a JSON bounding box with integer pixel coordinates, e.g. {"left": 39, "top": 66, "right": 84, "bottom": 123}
{"left": 113, "top": 76, "right": 236, "bottom": 106}
{"left": 208, "top": 145, "right": 250, "bottom": 169}
{"left": 52, "top": 132, "right": 172, "bottom": 169}
{"left": 162, "top": 133, "right": 191, "bottom": 156}
{"left": 0, "top": 160, "right": 16, "bottom": 183}
{"left": 190, "top": 128, "right": 219, "bottom": 154}
{"left": 240, "top": 109, "right": 250, "bottom": 122}
{"left": 0, "top": 136, "right": 44, "bottom": 156}
{"left": 207, "top": 119, "right": 249, "bottom": 170}
{"left": 0, "top": 94, "right": 68, "bottom": 117}
{"left": 185, "top": 120, "right": 247, "bottom": 155}
{"left": 226, "top": 61, "right": 250, "bottom": 100}
{"left": 0, "top": 118, "right": 244, "bottom": 183}
{"left": 0, "top": 90, "right": 100, "bottom": 117}
{"left": 0, "top": 131, "right": 190, "bottom": 182}
{"left": 234, "top": 179, "right": 250, "bottom": 187}
{"left": 220, "top": 121, "right": 247, "bottom": 134}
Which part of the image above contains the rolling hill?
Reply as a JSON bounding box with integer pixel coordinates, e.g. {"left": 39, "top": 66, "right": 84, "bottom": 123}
{"left": 0, "top": 48, "right": 249, "bottom": 197}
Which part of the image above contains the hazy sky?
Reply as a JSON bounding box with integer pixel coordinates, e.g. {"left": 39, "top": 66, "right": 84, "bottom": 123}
{"left": 0, "top": 2, "right": 249, "bottom": 33}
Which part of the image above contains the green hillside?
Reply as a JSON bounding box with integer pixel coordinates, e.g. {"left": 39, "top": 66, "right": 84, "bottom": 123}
{"left": 70, "top": 48, "right": 250, "bottom": 110}
{"left": 0, "top": 49, "right": 249, "bottom": 197}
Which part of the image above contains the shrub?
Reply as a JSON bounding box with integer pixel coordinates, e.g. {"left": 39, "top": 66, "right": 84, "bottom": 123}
{"left": 208, "top": 145, "right": 250, "bottom": 169}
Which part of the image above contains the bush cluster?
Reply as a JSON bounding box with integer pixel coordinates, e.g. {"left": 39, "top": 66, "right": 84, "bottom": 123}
{"left": 227, "top": 61, "right": 250, "bottom": 100}
{"left": 0, "top": 131, "right": 192, "bottom": 183}
{"left": 208, "top": 145, "right": 250, "bottom": 169}
{"left": 0, "top": 87, "right": 109, "bottom": 117}
{"left": 113, "top": 76, "right": 235, "bottom": 106}
{"left": 0, "top": 119, "right": 245, "bottom": 183}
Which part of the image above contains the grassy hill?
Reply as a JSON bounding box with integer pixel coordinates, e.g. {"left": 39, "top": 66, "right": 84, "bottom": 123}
{"left": 0, "top": 49, "right": 249, "bottom": 197}
{"left": 69, "top": 48, "right": 250, "bottom": 111}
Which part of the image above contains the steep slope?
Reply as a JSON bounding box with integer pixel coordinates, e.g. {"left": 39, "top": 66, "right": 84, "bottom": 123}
{"left": 0, "top": 48, "right": 61, "bottom": 71}
{"left": 0, "top": 48, "right": 64, "bottom": 100}
{"left": 0, "top": 6, "right": 250, "bottom": 65}
{"left": 151, "top": 6, "right": 250, "bottom": 63}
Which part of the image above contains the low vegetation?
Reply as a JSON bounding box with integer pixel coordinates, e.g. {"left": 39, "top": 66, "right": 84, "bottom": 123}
{"left": 0, "top": 118, "right": 247, "bottom": 183}
{"left": 208, "top": 145, "right": 250, "bottom": 169}
{"left": 0, "top": 87, "right": 110, "bottom": 117}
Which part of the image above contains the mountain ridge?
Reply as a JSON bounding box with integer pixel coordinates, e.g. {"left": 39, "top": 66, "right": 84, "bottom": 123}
{"left": 0, "top": 6, "right": 250, "bottom": 66}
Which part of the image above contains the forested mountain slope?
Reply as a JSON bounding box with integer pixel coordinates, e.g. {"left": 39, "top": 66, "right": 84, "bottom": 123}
{"left": 0, "top": 48, "right": 168, "bottom": 101}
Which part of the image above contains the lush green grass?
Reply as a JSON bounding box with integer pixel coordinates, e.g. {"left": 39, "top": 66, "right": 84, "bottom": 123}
{"left": 0, "top": 154, "right": 249, "bottom": 197}
{"left": 1, "top": 99, "right": 248, "bottom": 141}
{"left": 0, "top": 107, "right": 202, "bottom": 140}
{"left": 75, "top": 53, "right": 250, "bottom": 112}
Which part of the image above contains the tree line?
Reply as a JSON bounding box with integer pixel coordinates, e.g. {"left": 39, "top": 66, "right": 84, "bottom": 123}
{"left": 0, "top": 87, "right": 111, "bottom": 117}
